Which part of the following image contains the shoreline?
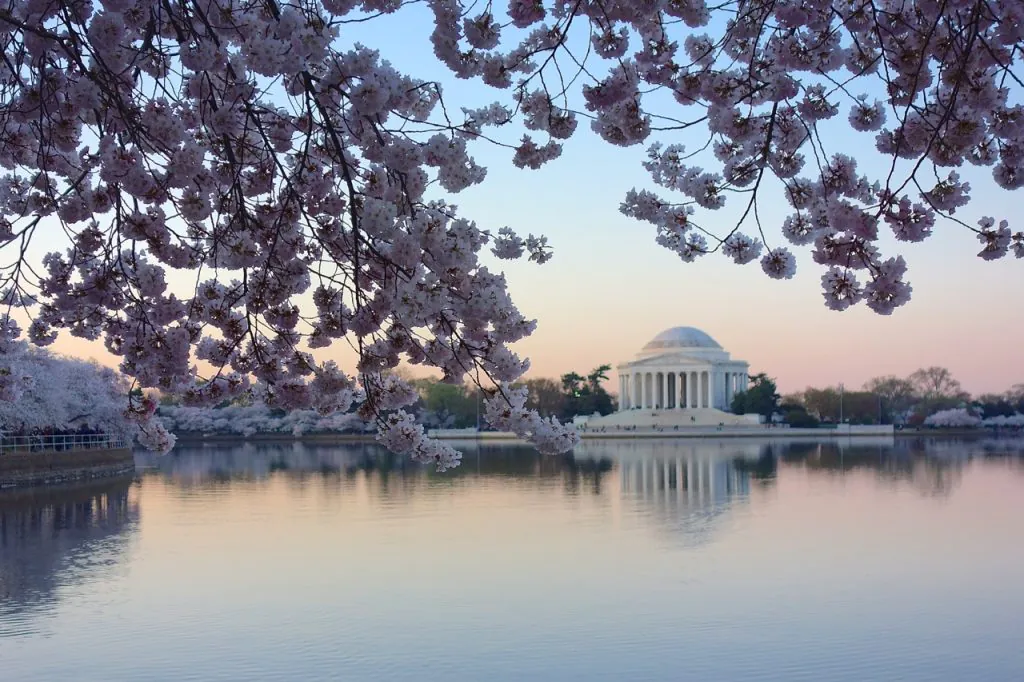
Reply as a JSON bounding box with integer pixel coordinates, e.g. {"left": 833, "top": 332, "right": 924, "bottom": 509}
{"left": 0, "top": 447, "right": 135, "bottom": 489}
{"left": 167, "top": 426, "right": 1011, "bottom": 447}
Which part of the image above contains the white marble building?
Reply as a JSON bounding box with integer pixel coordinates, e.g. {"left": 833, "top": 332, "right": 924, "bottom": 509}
{"left": 617, "top": 327, "right": 750, "bottom": 412}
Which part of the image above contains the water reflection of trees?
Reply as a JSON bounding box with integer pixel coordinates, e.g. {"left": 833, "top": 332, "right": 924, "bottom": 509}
{"left": 0, "top": 476, "right": 138, "bottom": 637}
{"left": 894, "top": 434, "right": 1024, "bottom": 461}
{"left": 772, "top": 435, "right": 1024, "bottom": 495}
{"left": 151, "top": 440, "right": 769, "bottom": 548}
{"left": 139, "top": 440, "right": 616, "bottom": 501}
{"left": 775, "top": 441, "right": 963, "bottom": 496}
{"left": 144, "top": 434, "right": 1024, "bottom": 506}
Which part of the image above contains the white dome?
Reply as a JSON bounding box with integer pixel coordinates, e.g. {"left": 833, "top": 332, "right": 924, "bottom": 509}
{"left": 642, "top": 326, "right": 721, "bottom": 351}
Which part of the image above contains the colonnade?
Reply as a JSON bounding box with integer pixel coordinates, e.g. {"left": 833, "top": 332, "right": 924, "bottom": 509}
{"left": 618, "top": 369, "right": 748, "bottom": 411}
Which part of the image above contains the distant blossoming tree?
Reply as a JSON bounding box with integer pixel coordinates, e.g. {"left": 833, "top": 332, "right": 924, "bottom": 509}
{"left": 981, "top": 413, "right": 1024, "bottom": 428}
{"left": 923, "top": 407, "right": 981, "bottom": 428}
{"left": 1, "top": 0, "right": 1022, "bottom": 468}
{"left": 0, "top": 337, "right": 174, "bottom": 449}
{"left": 158, "top": 403, "right": 373, "bottom": 437}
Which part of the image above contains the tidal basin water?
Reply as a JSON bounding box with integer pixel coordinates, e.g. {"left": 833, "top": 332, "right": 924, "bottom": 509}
{"left": 3, "top": 437, "right": 1024, "bottom": 681}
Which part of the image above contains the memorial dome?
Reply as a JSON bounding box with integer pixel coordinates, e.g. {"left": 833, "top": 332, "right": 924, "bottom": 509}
{"left": 641, "top": 327, "right": 722, "bottom": 352}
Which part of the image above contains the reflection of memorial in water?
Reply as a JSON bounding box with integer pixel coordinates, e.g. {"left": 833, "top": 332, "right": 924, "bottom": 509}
{"left": 619, "top": 451, "right": 752, "bottom": 503}
{"left": 618, "top": 452, "right": 760, "bottom": 547}
{"left": 0, "top": 477, "right": 138, "bottom": 637}
{"left": 573, "top": 439, "right": 775, "bottom": 547}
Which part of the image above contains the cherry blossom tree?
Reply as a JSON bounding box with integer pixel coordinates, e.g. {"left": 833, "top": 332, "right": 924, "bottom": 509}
{"left": 982, "top": 413, "right": 1024, "bottom": 428}
{"left": 1, "top": 0, "right": 1022, "bottom": 468}
{"left": 923, "top": 407, "right": 981, "bottom": 428}
{"left": 158, "top": 403, "right": 373, "bottom": 436}
{"left": 0, "top": 337, "right": 174, "bottom": 449}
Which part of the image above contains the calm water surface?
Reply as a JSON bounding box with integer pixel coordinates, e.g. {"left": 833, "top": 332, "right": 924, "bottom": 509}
{"left": 2, "top": 436, "right": 1024, "bottom": 681}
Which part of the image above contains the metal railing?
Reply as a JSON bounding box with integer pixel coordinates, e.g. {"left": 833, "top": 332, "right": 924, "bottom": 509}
{"left": 0, "top": 434, "right": 128, "bottom": 455}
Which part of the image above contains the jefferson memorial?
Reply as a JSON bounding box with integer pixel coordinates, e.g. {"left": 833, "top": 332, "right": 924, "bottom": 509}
{"left": 620, "top": 327, "right": 749, "bottom": 411}
{"left": 584, "top": 326, "right": 761, "bottom": 429}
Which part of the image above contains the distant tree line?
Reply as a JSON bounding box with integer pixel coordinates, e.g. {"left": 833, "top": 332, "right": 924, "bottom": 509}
{"left": 158, "top": 363, "right": 1022, "bottom": 434}
{"left": 157, "top": 364, "right": 620, "bottom": 434}
{"left": 779, "top": 367, "right": 1024, "bottom": 427}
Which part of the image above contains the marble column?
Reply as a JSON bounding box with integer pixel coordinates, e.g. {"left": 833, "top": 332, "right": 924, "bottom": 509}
{"left": 659, "top": 373, "right": 666, "bottom": 410}
{"left": 677, "top": 372, "right": 684, "bottom": 409}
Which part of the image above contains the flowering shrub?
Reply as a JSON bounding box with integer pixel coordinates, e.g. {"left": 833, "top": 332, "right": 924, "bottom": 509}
{"left": 1, "top": 0, "right": 1022, "bottom": 467}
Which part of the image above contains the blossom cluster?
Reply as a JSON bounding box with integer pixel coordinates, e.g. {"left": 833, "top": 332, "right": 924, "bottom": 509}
{"left": 483, "top": 386, "right": 580, "bottom": 455}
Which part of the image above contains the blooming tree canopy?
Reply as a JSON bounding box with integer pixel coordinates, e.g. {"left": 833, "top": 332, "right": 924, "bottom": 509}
{"left": 1, "top": 0, "right": 1022, "bottom": 468}
{"left": 923, "top": 407, "right": 981, "bottom": 428}
{"left": 159, "top": 403, "right": 373, "bottom": 437}
{"left": 0, "top": 337, "right": 175, "bottom": 449}
{"left": 981, "top": 413, "right": 1024, "bottom": 428}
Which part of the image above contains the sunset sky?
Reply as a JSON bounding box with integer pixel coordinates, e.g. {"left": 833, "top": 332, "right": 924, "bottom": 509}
{"left": 39, "top": 8, "right": 1024, "bottom": 397}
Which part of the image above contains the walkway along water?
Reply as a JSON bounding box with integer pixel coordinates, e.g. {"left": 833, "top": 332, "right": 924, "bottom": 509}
{"left": 0, "top": 434, "right": 134, "bottom": 489}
